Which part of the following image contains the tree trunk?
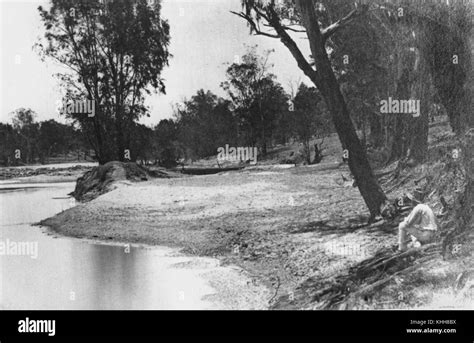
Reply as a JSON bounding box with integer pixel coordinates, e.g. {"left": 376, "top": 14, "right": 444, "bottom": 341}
{"left": 294, "top": 0, "right": 387, "bottom": 216}
{"left": 319, "top": 75, "right": 387, "bottom": 216}
{"left": 407, "top": 111, "right": 428, "bottom": 164}
{"left": 459, "top": 130, "right": 474, "bottom": 229}
{"left": 368, "top": 111, "right": 384, "bottom": 148}
{"left": 115, "top": 94, "right": 125, "bottom": 162}
{"left": 92, "top": 110, "right": 107, "bottom": 165}
{"left": 259, "top": 98, "right": 267, "bottom": 156}
{"left": 261, "top": 123, "right": 267, "bottom": 155}
{"left": 388, "top": 68, "right": 411, "bottom": 163}
{"left": 457, "top": 34, "right": 474, "bottom": 232}
{"left": 303, "top": 139, "right": 311, "bottom": 164}
{"left": 116, "top": 119, "right": 125, "bottom": 162}
{"left": 407, "top": 54, "right": 430, "bottom": 164}
{"left": 423, "top": 23, "right": 468, "bottom": 135}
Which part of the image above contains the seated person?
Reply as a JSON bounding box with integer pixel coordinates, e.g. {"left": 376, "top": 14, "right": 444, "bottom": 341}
{"left": 398, "top": 203, "right": 438, "bottom": 251}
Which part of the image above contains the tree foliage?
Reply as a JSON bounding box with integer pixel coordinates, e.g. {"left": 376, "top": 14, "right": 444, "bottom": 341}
{"left": 36, "top": 0, "right": 171, "bottom": 163}
{"left": 222, "top": 46, "right": 290, "bottom": 154}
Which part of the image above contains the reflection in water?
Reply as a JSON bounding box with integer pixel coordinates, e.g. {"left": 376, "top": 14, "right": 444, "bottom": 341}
{"left": 88, "top": 243, "right": 138, "bottom": 309}
{"left": 0, "top": 183, "right": 218, "bottom": 310}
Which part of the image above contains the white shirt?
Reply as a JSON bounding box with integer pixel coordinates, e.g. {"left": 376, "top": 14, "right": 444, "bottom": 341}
{"left": 400, "top": 204, "right": 438, "bottom": 231}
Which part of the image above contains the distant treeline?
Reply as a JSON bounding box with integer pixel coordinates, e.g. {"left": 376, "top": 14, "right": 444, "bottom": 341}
{"left": 0, "top": 109, "right": 89, "bottom": 166}
{"left": 129, "top": 83, "right": 332, "bottom": 167}
{"left": 1, "top": 47, "right": 334, "bottom": 168}
{"left": 152, "top": 85, "right": 332, "bottom": 167}
{"left": 150, "top": 48, "right": 333, "bottom": 167}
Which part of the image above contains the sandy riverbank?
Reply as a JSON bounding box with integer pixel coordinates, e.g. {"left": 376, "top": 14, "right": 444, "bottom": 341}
{"left": 40, "top": 164, "right": 401, "bottom": 307}
{"left": 36, "top": 161, "right": 474, "bottom": 309}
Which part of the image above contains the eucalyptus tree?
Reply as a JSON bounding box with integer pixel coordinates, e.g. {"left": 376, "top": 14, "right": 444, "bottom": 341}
{"left": 222, "top": 47, "right": 289, "bottom": 155}
{"left": 233, "top": 0, "right": 387, "bottom": 216}
{"left": 36, "top": 0, "right": 171, "bottom": 163}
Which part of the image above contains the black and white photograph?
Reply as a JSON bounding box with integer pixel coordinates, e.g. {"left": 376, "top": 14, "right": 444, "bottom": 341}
{"left": 0, "top": 0, "right": 473, "bottom": 337}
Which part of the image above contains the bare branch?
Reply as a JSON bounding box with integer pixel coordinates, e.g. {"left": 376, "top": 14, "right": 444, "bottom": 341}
{"left": 233, "top": 5, "right": 319, "bottom": 85}
{"left": 265, "top": 6, "right": 320, "bottom": 86}
{"left": 321, "top": 5, "right": 369, "bottom": 40}
{"left": 230, "top": 11, "right": 280, "bottom": 39}
{"left": 263, "top": 23, "right": 306, "bottom": 33}
{"left": 282, "top": 26, "right": 307, "bottom": 33}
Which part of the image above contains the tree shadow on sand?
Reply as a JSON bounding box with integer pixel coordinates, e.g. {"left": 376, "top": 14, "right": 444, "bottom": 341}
{"left": 287, "top": 217, "right": 396, "bottom": 237}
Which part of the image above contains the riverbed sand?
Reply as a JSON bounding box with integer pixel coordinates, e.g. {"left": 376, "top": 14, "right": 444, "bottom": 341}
{"left": 41, "top": 165, "right": 399, "bottom": 308}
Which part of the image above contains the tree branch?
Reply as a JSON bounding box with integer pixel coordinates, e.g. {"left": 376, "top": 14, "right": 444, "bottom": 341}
{"left": 321, "top": 5, "right": 369, "bottom": 40}
{"left": 264, "top": 23, "right": 306, "bottom": 33}
{"left": 230, "top": 11, "right": 280, "bottom": 39}
{"left": 233, "top": 5, "right": 320, "bottom": 86}
{"left": 265, "top": 6, "right": 321, "bottom": 86}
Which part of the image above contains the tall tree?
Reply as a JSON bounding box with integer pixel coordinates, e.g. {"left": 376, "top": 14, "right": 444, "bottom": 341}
{"left": 233, "top": 0, "right": 387, "bottom": 216}
{"left": 328, "top": 4, "right": 388, "bottom": 150}
{"left": 36, "top": 0, "right": 170, "bottom": 164}
{"left": 10, "top": 108, "right": 39, "bottom": 164}
{"left": 0, "top": 123, "right": 20, "bottom": 166}
{"left": 174, "top": 90, "right": 238, "bottom": 160}
{"left": 37, "top": 119, "right": 82, "bottom": 163}
{"left": 292, "top": 83, "right": 330, "bottom": 164}
{"left": 419, "top": 1, "right": 473, "bottom": 134}
{"left": 376, "top": 0, "right": 473, "bottom": 135}
{"left": 222, "top": 46, "right": 289, "bottom": 155}
{"left": 154, "top": 119, "right": 178, "bottom": 167}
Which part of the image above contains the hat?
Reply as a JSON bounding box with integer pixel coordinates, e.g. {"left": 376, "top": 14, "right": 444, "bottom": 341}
{"left": 405, "top": 192, "right": 421, "bottom": 204}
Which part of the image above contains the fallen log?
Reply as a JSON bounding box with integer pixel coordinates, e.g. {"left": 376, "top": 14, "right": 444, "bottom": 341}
{"left": 174, "top": 166, "right": 245, "bottom": 175}
{"left": 351, "top": 256, "right": 436, "bottom": 298}
{"left": 356, "top": 243, "right": 441, "bottom": 277}
{"left": 312, "top": 243, "right": 442, "bottom": 309}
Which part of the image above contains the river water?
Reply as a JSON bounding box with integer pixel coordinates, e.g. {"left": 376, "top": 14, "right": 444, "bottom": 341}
{"left": 0, "top": 182, "right": 229, "bottom": 310}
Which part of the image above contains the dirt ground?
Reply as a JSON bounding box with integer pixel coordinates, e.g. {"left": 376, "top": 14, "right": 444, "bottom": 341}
{"left": 41, "top": 163, "right": 404, "bottom": 307}
{"left": 35, "top": 122, "right": 474, "bottom": 310}
{"left": 40, "top": 162, "right": 474, "bottom": 309}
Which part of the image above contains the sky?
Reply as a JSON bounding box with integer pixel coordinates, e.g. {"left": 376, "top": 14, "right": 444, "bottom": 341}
{"left": 0, "top": 0, "right": 311, "bottom": 126}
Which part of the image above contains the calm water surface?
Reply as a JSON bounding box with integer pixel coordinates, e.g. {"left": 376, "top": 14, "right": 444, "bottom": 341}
{"left": 0, "top": 182, "right": 220, "bottom": 309}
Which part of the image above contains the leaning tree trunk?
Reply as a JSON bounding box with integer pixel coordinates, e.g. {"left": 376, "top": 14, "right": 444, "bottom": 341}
{"left": 317, "top": 70, "right": 387, "bottom": 216}
{"left": 294, "top": 0, "right": 387, "bottom": 216}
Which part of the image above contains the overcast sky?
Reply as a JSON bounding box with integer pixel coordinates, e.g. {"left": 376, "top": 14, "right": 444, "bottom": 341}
{"left": 0, "top": 0, "right": 311, "bottom": 126}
